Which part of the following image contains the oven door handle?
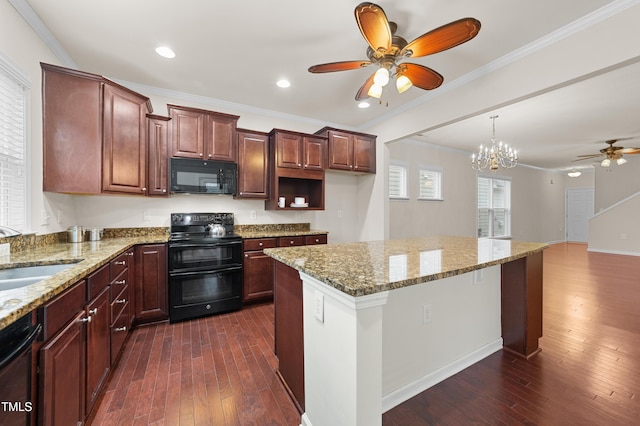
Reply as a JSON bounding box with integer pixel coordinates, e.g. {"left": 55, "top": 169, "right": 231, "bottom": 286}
{"left": 0, "top": 323, "right": 42, "bottom": 370}
{"left": 169, "top": 240, "right": 242, "bottom": 249}
{"left": 170, "top": 265, "right": 242, "bottom": 277}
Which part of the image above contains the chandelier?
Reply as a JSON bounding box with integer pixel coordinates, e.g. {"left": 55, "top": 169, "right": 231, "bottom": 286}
{"left": 471, "top": 115, "right": 517, "bottom": 171}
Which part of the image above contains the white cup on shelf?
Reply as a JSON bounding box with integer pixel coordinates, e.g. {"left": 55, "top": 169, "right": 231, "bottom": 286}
{"left": 278, "top": 197, "right": 285, "bottom": 208}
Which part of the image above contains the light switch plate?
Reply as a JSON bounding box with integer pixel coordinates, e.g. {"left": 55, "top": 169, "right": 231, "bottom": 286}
{"left": 314, "top": 291, "right": 324, "bottom": 322}
{"left": 0, "top": 243, "right": 10, "bottom": 256}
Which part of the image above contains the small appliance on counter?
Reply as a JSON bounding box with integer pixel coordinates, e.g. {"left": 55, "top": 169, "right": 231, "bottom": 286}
{"left": 67, "top": 226, "right": 84, "bottom": 243}
{"left": 86, "top": 228, "right": 103, "bottom": 241}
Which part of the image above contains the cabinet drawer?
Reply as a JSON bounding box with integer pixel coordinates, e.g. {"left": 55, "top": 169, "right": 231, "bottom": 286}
{"left": 278, "top": 236, "right": 305, "bottom": 247}
{"left": 244, "top": 238, "right": 277, "bottom": 251}
{"left": 110, "top": 252, "right": 129, "bottom": 279}
{"left": 87, "top": 264, "right": 110, "bottom": 301}
{"left": 305, "top": 234, "right": 327, "bottom": 245}
{"left": 110, "top": 268, "right": 129, "bottom": 301}
{"left": 111, "top": 284, "right": 129, "bottom": 325}
{"left": 110, "top": 302, "right": 130, "bottom": 362}
{"left": 38, "top": 280, "right": 87, "bottom": 341}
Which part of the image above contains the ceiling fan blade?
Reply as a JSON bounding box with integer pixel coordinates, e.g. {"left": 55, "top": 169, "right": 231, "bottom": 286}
{"left": 402, "top": 18, "right": 481, "bottom": 58}
{"left": 619, "top": 148, "right": 640, "bottom": 154}
{"left": 571, "top": 157, "right": 600, "bottom": 162}
{"left": 575, "top": 154, "right": 604, "bottom": 158}
{"left": 398, "top": 63, "right": 444, "bottom": 90}
{"left": 308, "top": 60, "right": 371, "bottom": 73}
{"left": 355, "top": 2, "right": 392, "bottom": 53}
{"left": 355, "top": 71, "right": 376, "bottom": 101}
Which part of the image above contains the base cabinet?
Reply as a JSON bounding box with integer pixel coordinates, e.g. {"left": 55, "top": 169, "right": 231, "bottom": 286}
{"left": 135, "top": 244, "right": 168, "bottom": 323}
{"left": 243, "top": 238, "right": 277, "bottom": 302}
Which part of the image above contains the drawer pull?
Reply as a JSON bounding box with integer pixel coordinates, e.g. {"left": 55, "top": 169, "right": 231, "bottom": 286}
{"left": 114, "top": 279, "right": 126, "bottom": 285}
{"left": 290, "top": 240, "right": 295, "bottom": 244}
{"left": 315, "top": 239, "right": 320, "bottom": 243}
{"left": 79, "top": 316, "right": 91, "bottom": 324}
{"left": 115, "top": 298, "right": 127, "bottom": 304}
{"left": 114, "top": 261, "right": 126, "bottom": 266}
{"left": 88, "top": 308, "right": 98, "bottom": 315}
{"left": 114, "top": 326, "right": 127, "bottom": 332}
{"left": 259, "top": 242, "right": 263, "bottom": 246}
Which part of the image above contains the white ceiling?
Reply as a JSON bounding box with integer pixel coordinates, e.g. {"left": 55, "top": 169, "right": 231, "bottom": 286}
{"left": 16, "top": 0, "right": 640, "bottom": 171}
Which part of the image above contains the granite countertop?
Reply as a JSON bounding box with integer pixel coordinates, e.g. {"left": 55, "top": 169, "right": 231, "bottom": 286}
{"left": 233, "top": 223, "right": 328, "bottom": 239}
{"left": 0, "top": 235, "right": 168, "bottom": 329}
{"left": 264, "top": 235, "right": 547, "bottom": 297}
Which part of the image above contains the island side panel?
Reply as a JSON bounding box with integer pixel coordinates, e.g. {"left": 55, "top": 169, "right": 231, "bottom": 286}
{"left": 274, "top": 261, "right": 305, "bottom": 413}
{"left": 501, "top": 251, "right": 543, "bottom": 358}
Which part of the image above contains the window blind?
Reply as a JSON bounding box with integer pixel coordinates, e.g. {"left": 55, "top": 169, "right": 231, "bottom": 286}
{"left": 0, "top": 58, "right": 28, "bottom": 231}
{"left": 389, "top": 163, "right": 407, "bottom": 199}
{"left": 477, "top": 175, "right": 511, "bottom": 238}
{"left": 418, "top": 167, "right": 442, "bottom": 200}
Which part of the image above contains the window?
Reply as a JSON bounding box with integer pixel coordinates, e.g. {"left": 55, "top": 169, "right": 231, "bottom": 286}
{"left": 389, "top": 162, "right": 408, "bottom": 199}
{"left": 477, "top": 175, "right": 511, "bottom": 238}
{"left": 418, "top": 166, "right": 442, "bottom": 200}
{"left": 0, "top": 54, "right": 29, "bottom": 232}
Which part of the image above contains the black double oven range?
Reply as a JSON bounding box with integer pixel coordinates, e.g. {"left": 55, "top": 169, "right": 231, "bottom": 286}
{"left": 168, "top": 213, "right": 243, "bottom": 323}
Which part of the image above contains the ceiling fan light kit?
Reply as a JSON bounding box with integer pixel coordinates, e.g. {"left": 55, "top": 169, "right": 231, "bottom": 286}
{"left": 572, "top": 139, "right": 640, "bottom": 167}
{"left": 308, "top": 2, "right": 481, "bottom": 102}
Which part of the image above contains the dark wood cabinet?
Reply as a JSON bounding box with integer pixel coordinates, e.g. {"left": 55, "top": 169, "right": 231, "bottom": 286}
{"left": 134, "top": 244, "right": 168, "bottom": 323}
{"left": 147, "top": 114, "right": 170, "bottom": 196}
{"left": 243, "top": 237, "right": 277, "bottom": 302}
{"left": 236, "top": 129, "right": 269, "bottom": 199}
{"left": 102, "top": 83, "right": 148, "bottom": 194}
{"left": 267, "top": 129, "right": 326, "bottom": 210}
{"left": 39, "top": 310, "right": 86, "bottom": 426}
{"left": 85, "top": 286, "right": 110, "bottom": 413}
{"left": 168, "top": 104, "right": 239, "bottom": 161}
{"left": 41, "top": 63, "right": 153, "bottom": 195}
{"left": 315, "top": 127, "right": 376, "bottom": 173}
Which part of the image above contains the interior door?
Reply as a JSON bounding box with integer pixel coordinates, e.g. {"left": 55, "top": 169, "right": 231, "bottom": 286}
{"left": 566, "top": 188, "right": 594, "bottom": 242}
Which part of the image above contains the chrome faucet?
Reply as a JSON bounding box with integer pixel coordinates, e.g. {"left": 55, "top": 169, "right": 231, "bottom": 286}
{"left": 0, "top": 226, "right": 21, "bottom": 237}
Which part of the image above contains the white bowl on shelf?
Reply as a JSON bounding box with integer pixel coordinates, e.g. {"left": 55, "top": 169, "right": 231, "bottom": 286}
{"left": 294, "top": 197, "right": 306, "bottom": 204}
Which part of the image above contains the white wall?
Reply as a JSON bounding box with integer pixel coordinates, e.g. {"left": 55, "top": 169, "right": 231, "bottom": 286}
{"left": 387, "top": 139, "right": 566, "bottom": 244}
{"left": 589, "top": 193, "right": 640, "bottom": 256}
{"left": 593, "top": 156, "right": 640, "bottom": 212}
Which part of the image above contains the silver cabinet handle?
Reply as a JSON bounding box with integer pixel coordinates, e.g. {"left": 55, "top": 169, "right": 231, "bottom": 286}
{"left": 245, "top": 254, "right": 249, "bottom": 258}
{"left": 290, "top": 241, "right": 295, "bottom": 245}
{"left": 258, "top": 242, "right": 263, "bottom": 246}
{"left": 114, "top": 326, "right": 127, "bottom": 332}
{"left": 315, "top": 239, "right": 320, "bottom": 243}
{"left": 79, "top": 316, "right": 91, "bottom": 323}
{"left": 114, "top": 261, "right": 126, "bottom": 266}
{"left": 141, "top": 187, "right": 147, "bottom": 192}
{"left": 199, "top": 153, "right": 203, "bottom": 157}
{"left": 162, "top": 189, "right": 167, "bottom": 193}
{"left": 115, "top": 298, "right": 127, "bottom": 304}
{"left": 88, "top": 308, "right": 98, "bottom": 315}
{"left": 114, "top": 279, "right": 126, "bottom": 285}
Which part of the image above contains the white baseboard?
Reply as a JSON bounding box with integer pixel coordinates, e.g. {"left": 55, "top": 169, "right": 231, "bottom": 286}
{"left": 381, "top": 338, "right": 503, "bottom": 413}
{"left": 587, "top": 247, "right": 640, "bottom": 257}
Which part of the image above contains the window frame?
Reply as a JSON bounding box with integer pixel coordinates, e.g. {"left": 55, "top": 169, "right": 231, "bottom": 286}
{"left": 388, "top": 161, "right": 409, "bottom": 200}
{"left": 0, "top": 51, "right": 30, "bottom": 233}
{"left": 477, "top": 173, "right": 512, "bottom": 239}
{"left": 417, "top": 165, "right": 443, "bottom": 201}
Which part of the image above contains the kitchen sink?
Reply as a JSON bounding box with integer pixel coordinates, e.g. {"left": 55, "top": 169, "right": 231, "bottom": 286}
{"left": 0, "top": 263, "right": 77, "bottom": 291}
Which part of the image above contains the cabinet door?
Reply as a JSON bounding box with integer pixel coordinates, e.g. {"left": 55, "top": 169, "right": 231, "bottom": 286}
{"left": 169, "top": 107, "right": 205, "bottom": 158}
{"left": 39, "top": 311, "right": 87, "bottom": 426}
{"left": 147, "top": 115, "right": 170, "bottom": 196}
{"left": 135, "top": 244, "right": 169, "bottom": 323}
{"left": 102, "top": 84, "right": 148, "bottom": 194}
{"left": 205, "top": 113, "right": 238, "bottom": 161}
{"left": 42, "top": 64, "right": 103, "bottom": 194}
{"left": 85, "top": 287, "right": 111, "bottom": 413}
{"left": 353, "top": 134, "right": 376, "bottom": 173}
{"left": 237, "top": 130, "right": 269, "bottom": 198}
{"left": 243, "top": 250, "right": 275, "bottom": 302}
{"left": 303, "top": 137, "right": 326, "bottom": 170}
{"left": 276, "top": 132, "right": 303, "bottom": 169}
{"left": 327, "top": 131, "right": 353, "bottom": 170}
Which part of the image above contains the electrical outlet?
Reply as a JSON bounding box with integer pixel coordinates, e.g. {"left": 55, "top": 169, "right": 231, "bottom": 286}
{"left": 314, "top": 291, "right": 324, "bottom": 322}
{"left": 57, "top": 210, "right": 63, "bottom": 224}
{"left": 41, "top": 210, "right": 50, "bottom": 225}
{"left": 423, "top": 304, "right": 432, "bottom": 324}
{"left": 0, "top": 243, "right": 9, "bottom": 256}
{"left": 249, "top": 210, "right": 257, "bottom": 220}
{"left": 473, "top": 269, "right": 484, "bottom": 285}
{"left": 337, "top": 210, "right": 343, "bottom": 218}
{"left": 143, "top": 210, "right": 151, "bottom": 221}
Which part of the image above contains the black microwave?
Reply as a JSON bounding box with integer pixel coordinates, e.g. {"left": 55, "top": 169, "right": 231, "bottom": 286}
{"left": 170, "top": 158, "right": 237, "bottom": 195}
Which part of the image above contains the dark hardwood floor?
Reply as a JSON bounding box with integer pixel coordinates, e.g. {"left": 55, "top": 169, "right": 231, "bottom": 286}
{"left": 91, "top": 243, "right": 640, "bottom": 425}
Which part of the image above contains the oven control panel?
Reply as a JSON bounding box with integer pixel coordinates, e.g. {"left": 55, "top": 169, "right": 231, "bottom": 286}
{"left": 171, "top": 213, "right": 234, "bottom": 226}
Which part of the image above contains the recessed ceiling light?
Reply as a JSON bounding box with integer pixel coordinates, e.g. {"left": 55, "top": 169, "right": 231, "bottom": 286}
{"left": 276, "top": 79, "right": 291, "bottom": 88}
{"left": 358, "top": 102, "right": 370, "bottom": 109}
{"left": 155, "top": 46, "right": 175, "bottom": 59}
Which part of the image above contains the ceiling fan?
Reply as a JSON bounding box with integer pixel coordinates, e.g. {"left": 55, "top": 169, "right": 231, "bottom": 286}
{"left": 572, "top": 139, "right": 640, "bottom": 167}
{"left": 308, "top": 2, "right": 481, "bottom": 101}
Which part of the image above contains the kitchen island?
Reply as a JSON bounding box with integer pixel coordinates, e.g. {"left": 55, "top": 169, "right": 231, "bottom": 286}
{"left": 265, "top": 235, "right": 547, "bottom": 426}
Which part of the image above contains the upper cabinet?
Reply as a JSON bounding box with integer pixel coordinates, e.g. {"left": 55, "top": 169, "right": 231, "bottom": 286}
{"left": 42, "top": 63, "right": 153, "bottom": 195}
{"left": 236, "top": 129, "right": 269, "bottom": 199}
{"left": 273, "top": 129, "right": 326, "bottom": 171}
{"left": 315, "top": 127, "right": 376, "bottom": 174}
{"left": 168, "top": 104, "right": 239, "bottom": 162}
{"left": 146, "top": 114, "right": 171, "bottom": 196}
